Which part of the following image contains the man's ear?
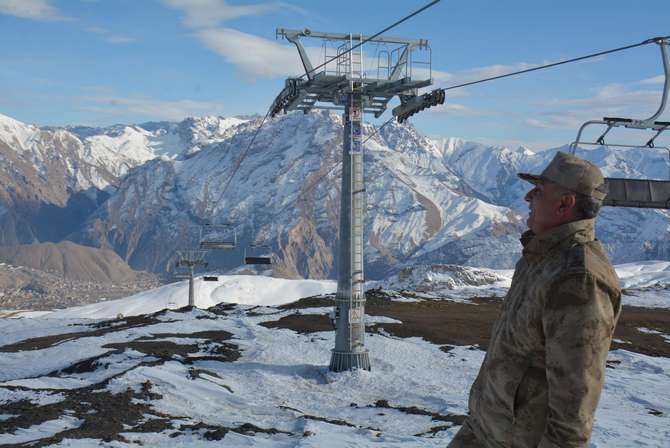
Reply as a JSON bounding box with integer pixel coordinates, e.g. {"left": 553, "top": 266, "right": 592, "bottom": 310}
{"left": 559, "top": 193, "right": 577, "bottom": 215}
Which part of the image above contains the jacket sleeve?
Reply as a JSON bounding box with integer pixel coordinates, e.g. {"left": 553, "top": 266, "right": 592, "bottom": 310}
{"left": 538, "top": 273, "right": 617, "bottom": 448}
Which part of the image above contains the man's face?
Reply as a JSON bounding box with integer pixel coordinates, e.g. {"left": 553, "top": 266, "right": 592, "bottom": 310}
{"left": 524, "top": 181, "right": 574, "bottom": 234}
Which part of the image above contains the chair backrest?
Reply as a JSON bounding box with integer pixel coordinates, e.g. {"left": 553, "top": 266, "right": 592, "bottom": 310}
{"left": 603, "top": 177, "right": 670, "bottom": 208}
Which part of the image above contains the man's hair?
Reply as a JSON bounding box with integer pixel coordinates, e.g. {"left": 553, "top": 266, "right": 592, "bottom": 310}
{"left": 574, "top": 192, "right": 603, "bottom": 219}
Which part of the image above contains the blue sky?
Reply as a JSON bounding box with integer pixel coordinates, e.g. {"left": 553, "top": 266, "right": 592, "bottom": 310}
{"left": 1, "top": 0, "right": 669, "bottom": 150}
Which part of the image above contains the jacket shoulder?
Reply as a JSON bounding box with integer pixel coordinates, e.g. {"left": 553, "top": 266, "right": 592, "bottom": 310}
{"left": 562, "top": 241, "right": 620, "bottom": 294}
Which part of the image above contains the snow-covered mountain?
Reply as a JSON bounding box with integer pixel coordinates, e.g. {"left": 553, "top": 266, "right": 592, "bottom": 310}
{"left": 0, "top": 113, "right": 248, "bottom": 245}
{"left": 2, "top": 110, "right": 670, "bottom": 280}
{"left": 72, "top": 111, "right": 524, "bottom": 278}
{"left": 435, "top": 140, "right": 670, "bottom": 263}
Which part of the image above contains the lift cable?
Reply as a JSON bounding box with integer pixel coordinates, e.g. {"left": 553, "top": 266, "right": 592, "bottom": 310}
{"left": 389, "top": 36, "right": 669, "bottom": 124}
{"left": 363, "top": 116, "right": 395, "bottom": 144}
{"left": 212, "top": 109, "right": 272, "bottom": 208}
{"left": 211, "top": 0, "right": 442, "bottom": 207}
{"left": 440, "top": 35, "right": 670, "bottom": 92}
{"left": 299, "top": 0, "right": 441, "bottom": 81}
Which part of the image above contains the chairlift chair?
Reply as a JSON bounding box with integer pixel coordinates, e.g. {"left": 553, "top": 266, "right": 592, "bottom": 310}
{"left": 244, "top": 244, "right": 273, "bottom": 265}
{"left": 199, "top": 223, "right": 237, "bottom": 250}
{"left": 569, "top": 37, "right": 670, "bottom": 209}
{"left": 172, "top": 263, "right": 191, "bottom": 280}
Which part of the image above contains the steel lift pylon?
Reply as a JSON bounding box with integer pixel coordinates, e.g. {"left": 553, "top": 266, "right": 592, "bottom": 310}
{"left": 270, "top": 28, "right": 441, "bottom": 371}
{"left": 174, "top": 249, "right": 207, "bottom": 307}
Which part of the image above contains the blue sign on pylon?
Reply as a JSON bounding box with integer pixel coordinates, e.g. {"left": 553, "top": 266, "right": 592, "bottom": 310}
{"left": 351, "top": 139, "right": 362, "bottom": 153}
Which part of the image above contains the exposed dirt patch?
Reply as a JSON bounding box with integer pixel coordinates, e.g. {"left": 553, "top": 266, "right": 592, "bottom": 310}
{"left": 103, "top": 340, "right": 201, "bottom": 359}
{"left": 280, "top": 405, "right": 377, "bottom": 430}
{"left": 270, "top": 292, "right": 499, "bottom": 349}
{"left": 0, "top": 327, "right": 242, "bottom": 446}
{"left": 267, "top": 290, "right": 670, "bottom": 357}
{"left": 279, "top": 295, "right": 335, "bottom": 309}
{"left": 206, "top": 302, "right": 237, "bottom": 316}
{"left": 261, "top": 313, "right": 333, "bottom": 334}
{"left": 102, "top": 330, "right": 241, "bottom": 363}
{"left": 0, "top": 381, "right": 166, "bottom": 447}
{"left": 610, "top": 307, "right": 670, "bottom": 357}
{"left": 145, "top": 330, "right": 234, "bottom": 340}
{"left": 0, "top": 314, "right": 163, "bottom": 352}
{"left": 187, "top": 368, "right": 234, "bottom": 393}
{"left": 371, "top": 399, "right": 466, "bottom": 426}
{"left": 52, "top": 350, "right": 118, "bottom": 375}
{"left": 172, "top": 421, "right": 292, "bottom": 441}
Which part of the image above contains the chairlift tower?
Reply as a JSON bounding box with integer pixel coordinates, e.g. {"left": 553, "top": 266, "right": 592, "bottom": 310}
{"left": 271, "top": 28, "right": 439, "bottom": 371}
{"left": 175, "top": 249, "right": 208, "bottom": 307}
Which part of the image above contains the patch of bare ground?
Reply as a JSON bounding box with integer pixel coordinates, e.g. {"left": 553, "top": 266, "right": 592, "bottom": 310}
{"left": 0, "top": 314, "right": 164, "bottom": 352}
{"left": 278, "top": 295, "right": 335, "bottom": 309}
{"left": 368, "top": 400, "right": 467, "bottom": 436}
{"left": 280, "top": 405, "right": 378, "bottom": 431}
{"left": 171, "top": 421, "right": 292, "bottom": 441}
{"left": 610, "top": 306, "right": 670, "bottom": 357}
{"left": 0, "top": 327, "right": 242, "bottom": 446}
{"left": 103, "top": 333, "right": 240, "bottom": 364}
{"left": 261, "top": 313, "right": 333, "bottom": 334}
{"left": 0, "top": 307, "right": 226, "bottom": 354}
{"left": 0, "top": 380, "right": 169, "bottom": 447}
{"left": 269, "top": 290, "right": 670, "bottom": 357}
{"left": 370, "top": 399, "right": 467, "bottom": 426}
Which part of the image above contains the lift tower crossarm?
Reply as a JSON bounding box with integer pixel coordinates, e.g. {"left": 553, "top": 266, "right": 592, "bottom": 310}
{"left": 277, "top": 29, "right": 316, "bottom": 80}
{"left": 271, "top": 28, "right": 433, "bottom": 119}
{"left": 277, "top": 28, "right": 428, "bottom": 48}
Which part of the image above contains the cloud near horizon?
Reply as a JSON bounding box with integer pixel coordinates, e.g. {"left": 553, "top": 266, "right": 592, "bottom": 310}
{"left": 84, "top": 26, "right": 136, "bottom": 44}
{"left": 78, "top": 95, "right": 226, "bottom": 123}
{"left": 526, "top": 82, "right": 667, "bottom": 131}
{"left": 0, "top": 0, "right": 68, "bottom": 21}
{"left": 162, "top": 0, "right": 276, "bottom": 28}
{"left": 197, "top": 28, "right": 304, "bottom": 78}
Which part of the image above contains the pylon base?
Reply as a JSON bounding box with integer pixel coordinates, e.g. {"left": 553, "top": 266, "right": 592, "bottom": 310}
{"left": 329, "top": 349, "right": 371, "bottom": 372}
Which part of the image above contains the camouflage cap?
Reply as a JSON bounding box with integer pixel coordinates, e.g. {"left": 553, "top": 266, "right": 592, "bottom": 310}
{"left": 518, "top": 151, "right": 608, "bottom": 200}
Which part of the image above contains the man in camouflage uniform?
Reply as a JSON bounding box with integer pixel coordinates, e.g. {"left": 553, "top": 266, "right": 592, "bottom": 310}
{"left": 449, "top": 151, "right": 621, "bottom": 448}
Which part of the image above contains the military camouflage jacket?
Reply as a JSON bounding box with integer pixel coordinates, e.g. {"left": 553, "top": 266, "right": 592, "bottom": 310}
{"left": 467, "top": 219, "right": 621, "bottom": 448}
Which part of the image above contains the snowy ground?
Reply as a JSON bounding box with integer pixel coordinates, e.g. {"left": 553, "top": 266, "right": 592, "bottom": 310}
{"left": 0, "top": 266, "right": 669, "bottom": 446}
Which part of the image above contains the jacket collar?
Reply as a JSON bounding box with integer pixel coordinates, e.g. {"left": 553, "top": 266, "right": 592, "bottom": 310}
{"left": 521, "top": 219, "right": 596, "bottom": 258}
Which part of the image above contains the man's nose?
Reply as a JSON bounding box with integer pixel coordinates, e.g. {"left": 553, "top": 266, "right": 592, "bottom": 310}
{"left": 525, "top": 187, "right": 536, "bottom": 202}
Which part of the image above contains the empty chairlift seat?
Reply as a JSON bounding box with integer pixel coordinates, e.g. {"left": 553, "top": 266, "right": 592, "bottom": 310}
{"left": 172, "top": 265, "right": 191, "bottom": 279}
{"left": 244, "top": 244, "right": 273, "bottom": 265}
{"left": 199, "top": 224, "right": 236, "bottom": 250}
{"left": 568, "top": 37, "right": 670, "bottom": 210}
{"left": 604, "top": 178, "right": 670, "bottom": 208}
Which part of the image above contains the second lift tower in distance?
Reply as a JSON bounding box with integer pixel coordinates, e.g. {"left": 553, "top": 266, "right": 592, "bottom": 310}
{"left": 270, "top": 28, "right": 438, "bottom": 371}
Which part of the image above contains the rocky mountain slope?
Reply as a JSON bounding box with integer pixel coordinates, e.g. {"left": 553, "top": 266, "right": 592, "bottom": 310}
{"left": 1, "top": 111, "right": 669, "bottom": 281}
{"left": 0, "top": 241, "right": 150, "bottom": 283}
{"left": 0, "top": 261, "right": 157, "bottom": 311}
{"left": 0, "top": 113, "right": 246, "bottom": 246}
{"left": 73, "top": 111, "right": 524, "bottom": 279}
{"left": 434, "top": 139, "right": 670, "bottom": 263}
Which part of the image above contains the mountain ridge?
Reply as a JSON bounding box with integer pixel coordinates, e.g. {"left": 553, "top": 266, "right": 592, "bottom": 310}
{"left": 1, "top": 111, "right": 668, "bottom": 280}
